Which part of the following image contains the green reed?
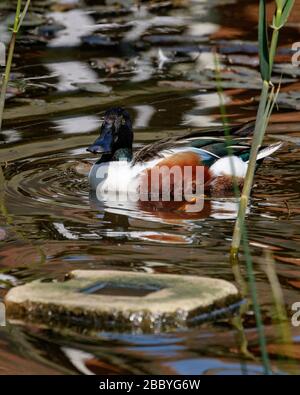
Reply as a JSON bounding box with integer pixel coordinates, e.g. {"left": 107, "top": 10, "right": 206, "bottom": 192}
{"left": 264, "top": 251, "right": 292, "bottom": 346}
{"left": 0, "top": 0, "right": 31, "bottom": 131}
{"left": 222, "top": 0, "right": 294, "bottom": 373}
{"left": 231, "top": 0, "right": 294, "bottom": 256}
{"left": 214, "top": 53, "right": 271, "bottom": 374}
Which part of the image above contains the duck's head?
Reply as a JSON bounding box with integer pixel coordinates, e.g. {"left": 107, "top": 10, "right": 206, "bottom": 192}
{"left": 87, "top": 107, "right": 133, "bottom": 160}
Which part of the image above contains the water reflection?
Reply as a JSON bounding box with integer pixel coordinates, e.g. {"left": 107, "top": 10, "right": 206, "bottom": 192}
{"left": 130, "top": 58, "right": 154, "bottom": 83}
{"left": 62, "top": 347, "right": 96, "bottom": 375}
{"left": 124, "top": 8, "right": 187, "bottom": 42}
{"left": 0, "top": 129, "right": 21, "bottom": 143}
{"left": 166, "top": 358, "right": 268, "bottom": 375}
{"left": 183, "top": 92, "right": 228, "bottom": 127}
{"left": 132, "top": 105, "right": 155, "bottom": 128}
{"left": 53, "top": 115, "right": 100, "bottom": 134}
{"left": 88, "top": 191, "right": 242, "bottom": 236}
{"left": 47, "top": 61, "right": 99, "bottom": 91}
{"left": 47, "top": 9, "right": 97, "bottom": 47}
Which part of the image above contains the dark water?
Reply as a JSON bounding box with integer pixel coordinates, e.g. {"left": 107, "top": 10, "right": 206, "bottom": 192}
{"left": 0, "top": 0, "right": 300, "bottom": 374}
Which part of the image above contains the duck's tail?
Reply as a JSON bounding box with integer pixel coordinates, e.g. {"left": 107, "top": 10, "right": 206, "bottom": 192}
{"left": 249, "top": 141, "right": 283, "bottom": 163}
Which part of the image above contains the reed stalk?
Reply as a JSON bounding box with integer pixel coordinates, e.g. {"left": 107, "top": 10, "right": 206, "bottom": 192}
{"left": 214, "top": 53, "right": 270, "bottom": 372}
{"left": 0, "top": 0, "right": 31, "bottom": 131}
{"left": 264, "top": 251, "right": 292, "bottom": 345}
{"left": 263, "top": 251, "right": 300, "bottom": 374}
{"left": 230, "top": 0, "right": 294, "bottom": 256}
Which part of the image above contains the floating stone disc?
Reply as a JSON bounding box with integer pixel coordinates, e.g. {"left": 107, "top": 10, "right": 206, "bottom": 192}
{"left": 5, "top": 270, "right": 240, "bottom": 333}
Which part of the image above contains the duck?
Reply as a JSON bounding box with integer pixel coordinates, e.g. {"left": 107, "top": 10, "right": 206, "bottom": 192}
{"left": 87, "top": 107, "right": 282, "bottom": 202}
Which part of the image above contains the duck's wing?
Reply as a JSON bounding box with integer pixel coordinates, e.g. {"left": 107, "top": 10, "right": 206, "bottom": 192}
{"left": 133, "top": 121, "right": 255, "bottom": 165}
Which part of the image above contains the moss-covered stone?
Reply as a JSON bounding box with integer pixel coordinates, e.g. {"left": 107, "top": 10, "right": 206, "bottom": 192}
{"left": 5, "top": 270, "right": 240, "bottom": 333}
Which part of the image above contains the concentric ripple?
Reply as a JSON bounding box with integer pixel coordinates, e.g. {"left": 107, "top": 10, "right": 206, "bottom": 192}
{"left": 5, "top": 155, "right": 90, "bottom": 209}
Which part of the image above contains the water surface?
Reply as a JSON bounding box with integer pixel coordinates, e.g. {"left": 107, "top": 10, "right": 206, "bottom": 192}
{"left": 0, "top": 0, "right": 299, "bottom": 375}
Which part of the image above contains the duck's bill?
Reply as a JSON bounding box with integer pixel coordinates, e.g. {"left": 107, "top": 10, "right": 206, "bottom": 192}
{"left": 86, "top": 144, "right": 107, "bottom": 154}
{"left": 87, "top": 126, "right": 113, "bottom": 154}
